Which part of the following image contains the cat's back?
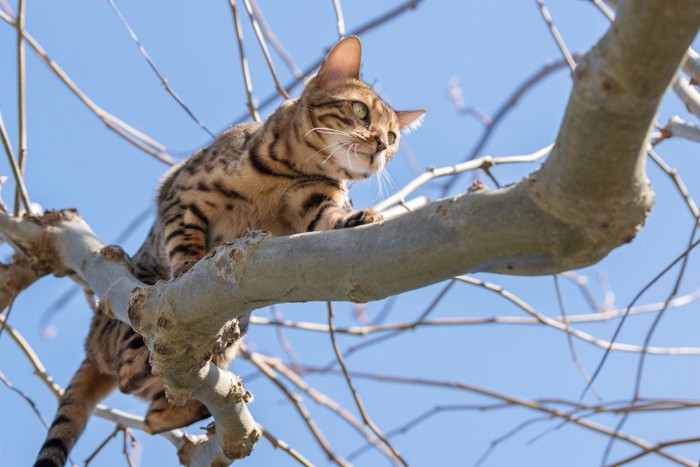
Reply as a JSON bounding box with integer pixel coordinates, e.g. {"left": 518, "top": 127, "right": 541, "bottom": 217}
{"left": 210, "top": 121, "right": 264, "bottom": 157}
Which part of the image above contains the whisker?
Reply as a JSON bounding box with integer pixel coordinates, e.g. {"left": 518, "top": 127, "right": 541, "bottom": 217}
{"left": 304, "top": 127, "right": 353, "bottom": 138}
{"left": 347, "top": 144, "right": 357, "bottom": 172}
{"left": 320, "top": 141, "right": 348, "bottom": 165}
{"left": 303, "top": 141, "right": 345, "bottom": 163}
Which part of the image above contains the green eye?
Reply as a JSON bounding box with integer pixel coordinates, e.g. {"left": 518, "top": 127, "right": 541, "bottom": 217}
{"left": 388, "top": 131, "right": 396, "bottom": 145}
{"left": 352, "top": 102, "right": 369, "bottom": 120}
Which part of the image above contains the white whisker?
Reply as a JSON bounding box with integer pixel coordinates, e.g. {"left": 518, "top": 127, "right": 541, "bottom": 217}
{"left": 320, "top": 141, "right": 348, "bottom": 165}
{"left": 304, "top": 127, "right": 353, "bottom": 138}
{"left": 303, "top": 141, "right": 346, "bottom": 163}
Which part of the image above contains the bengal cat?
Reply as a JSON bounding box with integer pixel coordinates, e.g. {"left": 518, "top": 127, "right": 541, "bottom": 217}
{"left": 34, "top": 35, "right": 425, "bottom": 466}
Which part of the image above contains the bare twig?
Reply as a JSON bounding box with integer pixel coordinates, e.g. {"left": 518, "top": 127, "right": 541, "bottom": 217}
{"left": 326, "top": 302, "right": 408, "bottom": 466}
{"left": 657, "top": 115, "right": 700, "bottom": 144}
{"left": 442, "top": 56, "right": 577, "bottom": 194}
{"left": 271, "top": 307, "right": 302, "bottom": 373}
{"left": 553, "top": 275, "right": 602, "bottom": 399}
{"left": 249, "top": 0, "right": 302, "bottom": 78}
{"left": 241, "top": 0, "right": 290, "bottom": 99}
{"left": 683, "top": 48, "right": 700, "bottom": 85}
{"left": 84, "top": 425, "right": 122, "bottom": 466}
{"left": 256, "top": 353, "right": 397, "bottom": 461}
{"left": 603, "top": 224, "right": 700, "bottom": 465}
{"left": 610, "top": 437, "right": 700, "bottom": 467}
{"left": 673, "top": 77, "right": 700, "bottom": 118}
{"left": 0, "top": 10, "right": 174, "bottom": 165}
{"left": 331, "top": 0, "right": 346, "bottom": 39}
{"left": 228, "top": 0, "right": 262, "bottom": 122}
{"left": 0, "top": 112, "right": 32, "bottom": 214}
{"left": 0, "top": 370, "right": 50, "bottom": 429}
{"left": 303, "top": 367, "right": 694, "bottom": 466}
{"left": 582, "top": 236, "right": 700, "bottom": 399}
{"left": 534, "top": 0, "right": 577, "bottom": 73}
{"left": 13, "top": 0, "right": 27, "bottom": 216}
{"left": 106, "top": 0, "right": 215, "bottom": 138}
{"left": 244, "top": 347, "right": 350, "bottom": 466}
{"left": 258, "top": 424, "right": 314, "bottom": 466}
{"left": 648, "top": 149, "right": 699, "bottom": 220}
{"left": 372, "top": 143, "right": 553, "bottom": 212}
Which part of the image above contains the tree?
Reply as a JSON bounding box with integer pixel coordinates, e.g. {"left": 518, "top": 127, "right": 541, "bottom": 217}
{"left": 1, "top": 0, "right": 699, "bottom": 465}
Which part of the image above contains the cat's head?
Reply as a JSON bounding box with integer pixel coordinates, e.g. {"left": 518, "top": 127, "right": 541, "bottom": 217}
{"left": 299, "top": 36, "right": 425, "bottom": 180}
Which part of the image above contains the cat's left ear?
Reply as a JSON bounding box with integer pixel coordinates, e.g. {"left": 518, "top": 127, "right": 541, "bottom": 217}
{"left": 396, "top": 109, "right": 427, "bottom": 133}
{"left": 317, "top": 35, "right": 362, "bottom": 88}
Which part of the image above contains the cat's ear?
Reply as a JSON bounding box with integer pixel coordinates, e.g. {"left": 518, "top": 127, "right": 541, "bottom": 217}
{"left": 396, "top": 109, "right": 427, "bottom": 133}
{"left": 317, "top": 35, "right": 362, "bottom": 88}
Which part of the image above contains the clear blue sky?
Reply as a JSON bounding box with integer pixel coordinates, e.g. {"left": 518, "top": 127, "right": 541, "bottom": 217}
{"left": 1, "top": 1, "right": 699, "bottom": 466}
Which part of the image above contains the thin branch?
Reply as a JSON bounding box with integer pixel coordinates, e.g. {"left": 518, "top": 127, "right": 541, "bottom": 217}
{"left": 228, "top": 0, "right": 262, "bottom": 122}
{"left": 271, "top": 307, "right": 302, "bottom": 373}
{"left": 372, "top": 143, "right": 553, "bottom": 212}
{"left": 258, "top": 424, "right": 314, "bottom": 467}
{"left": 327, "top": 302, "right": 408, "bottom": 466}
{"left": 683, "top": 47, "right": 700, "bottom": 85}
{"left": 256, "top": 353, "right": 397, "bottom": 461}
{"left": 673, "top": 76, "right": 700, "bottom": 118}
{"left": 0, "top": 369, "right": 50, "bottom": 429}
{"left": 0, "top": 10, "right": 174, "bottom": 165}
{"left": 248, "top": 284, "right": 700, "bottom": 333}
{"left": 106, "top": 0, "right": 215, "bottom": 138}
{"left": 243, "top": 347, "right": 350, "bottom": 466}
{"left": 648, "top": 149, "right": 699, "bottom": 220}
{"left": 590, "top": 0, "right": 616, "bottom": 21}
{"left": 553, "top": 275, "right": 602, "bottom": 399}
{"left": 84, "top": 425, "right": 122, "bottom": 466}
{"left": 249, "top": 0, "right": 302, "bottom": 78}
{"left": 241, "top": 0, "right": 290, "bottom": 99}
{"left": 304, "top": 367, "right": 695, "bottom": 466}
{"left": 331, "top": 0, "right": 346, "bottom": 39}
{"left": 602, "top": 224, "right": 700, "bottom": 464}
{"left": 13, "top": 0, "right": 27, "bottom": 217}
{"left": 0, "top": 112, "right": 32, "bottom": 214}
{"left": 610, "top": 437, "right": 700, "bottom": 467}
{"left": 441, "top": 56, "right": 578, "bottom": 194}
{"left": 534, "top": 0, "right": 577, "bottom": 73}
{"left": 657, "top": 115, "right": 700, "bottom": 143}
{"left": 582, "top": 236, "right": 700, "bottom": 399}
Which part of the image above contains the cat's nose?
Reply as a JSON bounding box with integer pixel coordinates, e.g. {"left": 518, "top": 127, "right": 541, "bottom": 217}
{"left": 375, "top": 136, "right": 388, "bottom": 151}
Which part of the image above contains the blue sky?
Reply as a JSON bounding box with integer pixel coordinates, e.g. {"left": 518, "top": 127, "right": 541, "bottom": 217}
{"left": 1, "top": 1, "right": 700, "bottom": 466}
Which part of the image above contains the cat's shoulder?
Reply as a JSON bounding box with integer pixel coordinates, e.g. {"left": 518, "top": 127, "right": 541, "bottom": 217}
{"left": 217, "top": 121, "right": 264, "bottom": 148}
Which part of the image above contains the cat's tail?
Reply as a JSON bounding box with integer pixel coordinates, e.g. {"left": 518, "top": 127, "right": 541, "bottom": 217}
{"left": 34, "top": 359, "right": 115, "bottom": 467}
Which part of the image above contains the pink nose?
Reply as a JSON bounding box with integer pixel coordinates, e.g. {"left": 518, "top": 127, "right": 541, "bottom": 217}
{"left": 375, "top": 136, "right": 387, "bottom": 151}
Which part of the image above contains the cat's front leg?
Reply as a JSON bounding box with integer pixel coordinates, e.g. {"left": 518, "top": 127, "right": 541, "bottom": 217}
{"left": 160, "top": 202, "right": 210, "bottom": 277}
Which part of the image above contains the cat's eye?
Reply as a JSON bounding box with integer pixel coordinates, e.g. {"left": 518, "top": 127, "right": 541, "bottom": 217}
{"left": 387, "top": 132, "right": 396, "bottom": 145}
{"left": 352, "top": 102, "right": 369, "bottom": 120}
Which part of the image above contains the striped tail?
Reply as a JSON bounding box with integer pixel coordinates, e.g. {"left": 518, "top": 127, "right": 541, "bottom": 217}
{"left": 34, "top": 359, "right": 115, "bottom": 467}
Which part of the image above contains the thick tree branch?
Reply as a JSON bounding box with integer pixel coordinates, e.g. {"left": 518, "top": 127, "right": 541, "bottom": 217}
{"left": 1, "top": 1, "right": 698, "bottom": 464}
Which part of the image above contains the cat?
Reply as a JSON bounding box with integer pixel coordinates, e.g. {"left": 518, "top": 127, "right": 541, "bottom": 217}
{"left": 34, "top": 35, "right": 425, "bottom": 467}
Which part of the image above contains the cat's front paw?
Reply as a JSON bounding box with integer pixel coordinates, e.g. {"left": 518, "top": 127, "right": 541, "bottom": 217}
{"left": 336, "top": 209, "right": 383, "bottom": 229}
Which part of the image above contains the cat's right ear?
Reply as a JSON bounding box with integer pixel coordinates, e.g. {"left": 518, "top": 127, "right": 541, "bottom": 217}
{"left": 317, "top": 36, "right": 362, "bottom": 88}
